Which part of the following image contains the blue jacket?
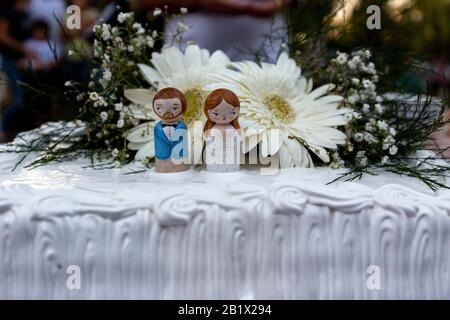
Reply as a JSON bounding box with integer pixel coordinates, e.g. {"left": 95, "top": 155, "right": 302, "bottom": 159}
{"left": 154, "top": 121, "right": 188, "bottom": 160}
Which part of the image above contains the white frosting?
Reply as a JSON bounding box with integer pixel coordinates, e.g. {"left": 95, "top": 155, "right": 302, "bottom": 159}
{"left": 1, "top": 129, "right": 450, "bottom": 299}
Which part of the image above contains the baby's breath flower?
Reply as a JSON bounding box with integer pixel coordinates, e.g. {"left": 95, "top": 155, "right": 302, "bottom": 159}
{"left": 362, "top": 79, "right": 374, "bottom": 89}
{"left": 100, "top": 24, "right": 111, "bottom": 41}
{"left": 336, "top": 52, "right": 348, "bottom": 65}
{"left": 100, "top": 112, "right": 108, "bottom": 122}
{"left": 117, "top": 12, "right": 133, "bottom": 24}
{"left": 353, "top": 133, "right": 364, "bottom": 142}
{"left": 93, "top": 40, "right": 102, "bottom": 57}
{"left": 146, "top": 36, "right": 154, "bottom": 48}
{"left": 102, "top": 69, "right": 112, "bottom": 82}
{"left": 365, "top": 122, "right": 374, "bottom": 132}
{"left": 377, "top": 120, "right": 388, "bottom": 131}
{"left": 363, "top": 133, "right": 374, "bottom": 143}
{"left": 177, "top": 22, "right": 189, "bottom": 33}
{"left": 362, "top": 50, "right": 371, "bottom": 59}
{"left": 133, "top": 22, "right": 145, "bottom": 35}
{"left": 347, "top": 61, "right": 357, "bottom": 70}
{"left": 351, "top": 55, "right": 361, "bottom": 66}
{"left": 116, "top": 119, "right": 124, "bottom": 128}
{"left": 114, "top": 102, "right": 123, "bottom": 111}
{"left": 375, "top": 103, "right": 384, "bottom": 114}
{"left": 346, "top": 143, "right": 354, "bottom": 152}
{"left": 359, "top": 157, "right": 368, "bottom": 166}
{"left": 389, "top": 145, "right": 398, "bottom": 156}
{"left": 362, "top": 103, "right": 371, "bottom": 113}
{"left": 351, "top": 78, "right": 360, "bottom": 86}
{"left": 153, "top": 8, "right": 162, "bottom": 16}
{"left": 348, "top": 95, "right": 359, "bottom": 104}
{"left": 89, "top": 92, "right": 99, "bottom": 101}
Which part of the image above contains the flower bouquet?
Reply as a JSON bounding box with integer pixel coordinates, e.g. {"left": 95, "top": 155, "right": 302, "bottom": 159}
{"left": 3, "top": 7, "right": 449, "bottom": 191}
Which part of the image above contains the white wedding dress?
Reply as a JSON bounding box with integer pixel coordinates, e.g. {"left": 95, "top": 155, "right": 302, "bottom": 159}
{"left": 204, "top": 125, "right": 240, "bottom": 172}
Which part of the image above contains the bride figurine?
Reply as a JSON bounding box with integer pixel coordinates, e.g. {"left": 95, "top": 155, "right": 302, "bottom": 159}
{"left": 203, "top": 89, "right": 241, "bottom": 172}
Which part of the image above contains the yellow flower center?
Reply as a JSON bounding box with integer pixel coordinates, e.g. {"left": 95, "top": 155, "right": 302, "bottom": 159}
{"left": 183, "top": 87, "right": 206, "bottom": 127}
{"left": 263, "top": 94, "right": 296, "bottom": 124}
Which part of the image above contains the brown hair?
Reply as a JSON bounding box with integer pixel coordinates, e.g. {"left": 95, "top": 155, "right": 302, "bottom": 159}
{"left": 203, "top": 88, "right": 240, "bottom": 134}
{"left": 152, "top": 87, "right": 187, "bottom": 114}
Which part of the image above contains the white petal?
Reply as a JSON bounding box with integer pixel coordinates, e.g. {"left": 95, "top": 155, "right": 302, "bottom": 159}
{"left": 138, "top": 64, "right": 161, "bottom": 86}
{"left": 135, "top": 141, "right": 155, "bottom": 160}
{"left": 124, "top": 88, "right": 154, "bottom": 106}
{"left": 279, "top": 142, "right": 294, "bottom": 168}
{"left": 260, "top": 130, "right": 283, "bottom": 157}
{"left": 283, "top": 138, "right": 313, "bottom": 168}
{"left": 125, "top": 104, "right": 156, "bottom": 121}
{"left": 127, "top": 141, "right": 146, "bottom": 150}
{"left": 124, "top": 122, "right": 154, "bottom": 143}
{"left": 185, "top": 45, "right": 203, "bottom": 68}
{"left": 308, "top": 144, "right": 330, "bottom": 163}
{"left": 206, "top": 50, "right": 230, "bottom": 71}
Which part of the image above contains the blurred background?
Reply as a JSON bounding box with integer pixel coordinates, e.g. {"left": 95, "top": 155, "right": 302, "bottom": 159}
{"left": 0, "top": 0, "right": 449, "bottom": 143}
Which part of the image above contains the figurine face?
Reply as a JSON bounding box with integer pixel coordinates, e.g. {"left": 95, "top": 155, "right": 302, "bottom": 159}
{"left": 207, "top": 100, "right": 239, "bottom": 125}
{"left": 204, "top": 88, "right": 240, "bottom": 134}
{"left": 153, "top": 98, "right": 184, "bottom": 123}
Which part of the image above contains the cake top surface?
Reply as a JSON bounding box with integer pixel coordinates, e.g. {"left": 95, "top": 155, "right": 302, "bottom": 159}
{"left": 1, "top": 123, "right": 450, "bottom": 204}
{"left": 1, "top": 147, "right": 449, "bottom": 198}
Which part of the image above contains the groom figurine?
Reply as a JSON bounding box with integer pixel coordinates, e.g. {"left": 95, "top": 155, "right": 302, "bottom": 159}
{"left": 153, "top": 87, "right": 189, "bottom": 173}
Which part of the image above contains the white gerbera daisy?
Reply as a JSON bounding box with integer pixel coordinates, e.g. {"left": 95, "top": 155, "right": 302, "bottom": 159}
{"left": 124, "top": 45, "right": 230, "bottom": 162}
{"left": 212, "top": 52, "right": 348, "bottom": 168}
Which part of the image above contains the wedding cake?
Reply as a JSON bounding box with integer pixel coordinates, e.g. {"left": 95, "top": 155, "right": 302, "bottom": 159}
{"left": 1, "top": 129, "right": 450, "bottom": 300}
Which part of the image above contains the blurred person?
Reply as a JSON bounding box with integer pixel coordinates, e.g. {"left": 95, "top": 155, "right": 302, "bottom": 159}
{"left": 424, "top": 49, "right": 450, "bottom": 159}
{"left": 425, "top": 51, "right": 450, "bottom": 94}
{"left": 0, "top": 0, "right": 35, "bottom": 142}
{"left": 19, "top": 20, "right": 58, "bottom": 71}
{"left": 134, "top": 0, "right": 290, "bottom": 61}
{"left": 27, "top": 0, "right": 67, "bottom": 59}
{"left": 0, "top": 68, "right": 10, "bottom": 110}
{"left": 19, "top": 18, "right": 65, "bottom": 133}
{"left": 429, "top": 109, "right": 450, "bottom": 159}
{"left": 65, "top": 0, "right": 99, "bottom": 84}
